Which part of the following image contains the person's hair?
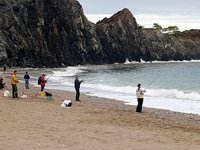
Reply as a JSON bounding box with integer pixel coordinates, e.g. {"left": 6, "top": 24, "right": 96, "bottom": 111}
{"left": 137, "top": 84, "right": 141, "bottom": 87}
{"left": 14, "top": 70, "right": 17, "bottom": 73}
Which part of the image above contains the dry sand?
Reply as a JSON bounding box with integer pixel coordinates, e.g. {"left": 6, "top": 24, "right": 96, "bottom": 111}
{"left": 0, "top": 73, "right": 200, "bottom": 150}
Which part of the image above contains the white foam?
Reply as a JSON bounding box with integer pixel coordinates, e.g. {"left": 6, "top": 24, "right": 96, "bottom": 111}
{"left": 84, "top": 85, "right": 200, "bottom": 114}
{"left": 49, "top": 66, "right": 89, "bottom": 82}
{"left": 124, "top": 59, "right": 200, "bottom": 64}
{"left": 52, "top": 66, "right": 88, "bottom": 77}
{"left": 76, "top": 83, "right": 200, "bottom": 102}
{"left": 47, "top": 71, "right": 200, "bottom": 102}
{"left": 41, "top": 64, "right": 200, "bottom": 114}
{"left": 147, "top": 89, "right": 200, "bottom": 101}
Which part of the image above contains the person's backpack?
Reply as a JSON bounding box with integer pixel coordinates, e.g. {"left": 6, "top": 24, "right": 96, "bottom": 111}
{"left": 38, "top": 76, "right": 42, "bottom": 85}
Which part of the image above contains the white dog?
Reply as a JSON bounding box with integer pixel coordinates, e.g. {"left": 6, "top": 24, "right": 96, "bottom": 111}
{"left": 3, "top": 89, "right": 10, "bottom": 97}
{"left": 61, "top": 100, "right": 72, "bottom": 107}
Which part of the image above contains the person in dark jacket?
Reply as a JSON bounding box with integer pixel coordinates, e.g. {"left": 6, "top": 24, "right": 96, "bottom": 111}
{"left": 0, "top": 77, "right": 5, "bottom": 89}
{"left": 3, "top": 65, "right": 6, "bottom": 73}
{"left": 74, "top": 76, "right": 83, "bottom": 101}
{"left": 24, "top": 72, "right": 30, "bottom": 89}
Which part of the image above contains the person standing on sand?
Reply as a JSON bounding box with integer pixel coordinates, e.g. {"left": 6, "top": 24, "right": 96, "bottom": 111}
{"left": 3, "top": 65, "right": 6, "bottom": 73}
{"left": 136, "top": 84, "right": 146, "bottom": 112}
{"left": 11, "top": 70, "right": 19, "bottom": 98}
{"left": 24, "top": 72, "right": 30, "bottom": 89}
{"left": 0, "top": 77, "right": 5, "bottom": 89}
{"left": 39, "top": 74, "right": 47, "bottom": 92}
{"left": 74, "top": 76, "right": 83, "bottom": 101}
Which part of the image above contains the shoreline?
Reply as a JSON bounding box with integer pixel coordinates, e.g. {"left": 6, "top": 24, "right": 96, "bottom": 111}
{"left": 1, "top": 71, "right": 200, "bottom": 127}
{"left": 1, "top": 71, "right": 200, "bottom": 149}
{"left": 2, "top": 65, "right": 200, "bottom": 115}
{"left": 2, "top": 69, "right": 200, "bottom": 116}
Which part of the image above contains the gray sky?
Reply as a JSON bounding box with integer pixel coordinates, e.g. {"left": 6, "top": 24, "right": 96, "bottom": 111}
{"left": 78, "top": 0, "right": 200, "bottom": 30}
{"left": 78, "top": 0, "right": 200, "bottom": 15}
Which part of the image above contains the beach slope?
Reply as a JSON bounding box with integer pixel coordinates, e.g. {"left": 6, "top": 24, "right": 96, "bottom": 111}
{"left": 0, "top": 77, "right": 200, "bottom": 150}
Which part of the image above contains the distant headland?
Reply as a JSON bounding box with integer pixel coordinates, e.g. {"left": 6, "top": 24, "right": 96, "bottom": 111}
{"left": 0, "top": 0, "right": 200, "bottom": 67}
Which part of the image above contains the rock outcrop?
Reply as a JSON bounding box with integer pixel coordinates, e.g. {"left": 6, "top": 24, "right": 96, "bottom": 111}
{"left": 96, "top": 8, "right": 142, "bottom": 63}
{"left": 0, "top": 0, "right": 200, "bottom": 67}
{"left": 138, "top": 28, "right": 200, "bottom": 61}
{"left": 0, "top": 0, "right": 103, "bottom": 67}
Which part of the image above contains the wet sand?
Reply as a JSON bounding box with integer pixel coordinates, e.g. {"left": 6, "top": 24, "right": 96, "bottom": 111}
{"left": 0, "top": 72, "right": 200, "bottom": 150}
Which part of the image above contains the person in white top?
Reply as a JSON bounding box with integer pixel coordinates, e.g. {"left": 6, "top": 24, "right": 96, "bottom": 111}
{"left": 136, "top": 84, "right": 146, "bottom": 112}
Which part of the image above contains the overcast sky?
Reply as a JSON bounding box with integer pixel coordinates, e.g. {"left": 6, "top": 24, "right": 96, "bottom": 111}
{"left": 78, "top": 0, "right": 200, "bottom": 15}
{"left": 78, "top": 0, "right": 200, "bottom": 31}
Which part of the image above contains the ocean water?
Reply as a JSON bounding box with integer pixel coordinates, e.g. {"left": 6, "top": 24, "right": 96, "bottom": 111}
{"left": 16, "top": 60, "right": 200, "bottom": 115}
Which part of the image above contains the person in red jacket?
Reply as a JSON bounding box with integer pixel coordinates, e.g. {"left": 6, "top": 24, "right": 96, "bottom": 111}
{"left": 39, "top": 74, "right": 47, "bottom": 92}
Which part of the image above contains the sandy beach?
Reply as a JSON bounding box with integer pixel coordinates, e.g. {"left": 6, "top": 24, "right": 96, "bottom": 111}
{"left": 0, "top": 72, "right": 200, "bottom": 150}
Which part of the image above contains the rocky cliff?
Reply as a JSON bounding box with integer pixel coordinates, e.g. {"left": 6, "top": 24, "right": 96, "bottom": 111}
{"left": 0, "top": 0, "right": 104, "bottom": 67}
{"left": 0, "top": 0, "right": 200, "bottom": 67}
